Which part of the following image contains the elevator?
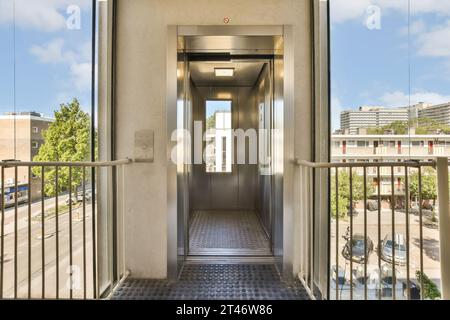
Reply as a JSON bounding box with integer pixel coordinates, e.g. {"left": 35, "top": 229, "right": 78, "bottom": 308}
{"left": 173, "top": 27, "right": 286, "bottom": 272}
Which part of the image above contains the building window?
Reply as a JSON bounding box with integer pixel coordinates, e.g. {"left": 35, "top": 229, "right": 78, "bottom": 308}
{"left": 32, "top": 127, "right": 39, "bottom": 133}
{"left": 357, "top": 140, "right": 367, "bottom": 147}
{"left": 205, "top": 100, "right": 232, "bottom": 173}
{"left": 32, "top": 141, "right": 39, "bottom": 149}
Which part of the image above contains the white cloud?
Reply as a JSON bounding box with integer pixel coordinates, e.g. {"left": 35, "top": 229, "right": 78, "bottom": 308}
{"left": 30, "top": 37, "right": 92, "bottom": 92}
{"left": 331, "top": 96, "right": 343, "bottom": 130}
{"left": 0, "top": 0, "right": 90, "bottom": 32}
{"left": 30, "top": 38, "right": 76, "bottom": 64}
{"left": 331, "top": 0, "right": 450, "bottom": 24}
{"left": 407, "top": 0, "right": 450, "bottom": 15}
{"left": 400, "top": 19, "right": 426, "bottom": 36}
{"left": 330, "top": 0, "right": 372, "bottom": 24}
{"left": 416, "top": 20, "right": 450, "bottom": 57}
{"left": 381, "top": 90, "right": 450, "bottom": 107}
{"left": 70, "top": 62, "right": 91, "bottom": 91}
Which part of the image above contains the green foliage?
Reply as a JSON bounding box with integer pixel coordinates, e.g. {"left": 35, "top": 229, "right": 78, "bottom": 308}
{"left": 32, "top": 99, "right": 91, "bottom": 196}
{"left": 206, "top": 114, "right": 216, "bottom": 130}
{"left": 414, "top": 118, "right": 450, "bottom": 134}
{"left": 330, "top": 193, "right": 348, "bottom": 219}
{"left": 416, "top": 270, "right": 441, "bottom": 300}
{"left": 408, "top": 167, "right": 437, "bottom": 201}
{"left": 330, "top": 169, "right": 375, "bottom": 218}
{"left": 367, "top": 120, "right": 409, "bottom": 135}
{"left": 367, "top": 118, "right": 450, "bottom": 135}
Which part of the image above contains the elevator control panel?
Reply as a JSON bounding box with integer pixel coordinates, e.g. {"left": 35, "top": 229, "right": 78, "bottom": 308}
{"left": 134, "top": 129, "right": 154, "bottom": 163}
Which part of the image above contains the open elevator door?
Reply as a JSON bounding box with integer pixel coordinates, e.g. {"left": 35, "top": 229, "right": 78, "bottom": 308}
{"left": 173, "top": 28, "right": 285, "bottom": 274}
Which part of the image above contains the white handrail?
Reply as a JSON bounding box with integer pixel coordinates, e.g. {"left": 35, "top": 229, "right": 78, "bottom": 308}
{"left": 295, "top": 158, "right": 436, "bottom": 168}
{"left": 0, "top": 158, "right": 132, "bottom": 167}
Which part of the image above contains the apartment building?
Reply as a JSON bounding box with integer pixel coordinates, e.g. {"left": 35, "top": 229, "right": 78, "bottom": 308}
{"left": 340, "top": 106, "right": 409, "bottom": 134}
{"left": 410, "top": 102, "right": 450, "bottom": 126}
{"left": 0, "top": 112, "right": 54, "bottom": 201}
{"left": 331, "top": 132, "right": 448, "bottom": 196}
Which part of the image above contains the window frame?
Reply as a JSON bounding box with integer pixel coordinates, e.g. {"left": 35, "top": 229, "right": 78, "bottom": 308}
{"left": 204, "top": 99, "right": 233, "bottom": 174}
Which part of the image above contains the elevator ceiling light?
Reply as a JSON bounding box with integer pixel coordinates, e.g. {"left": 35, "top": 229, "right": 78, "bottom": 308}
{"left": 214, "top": 68, "right": 234, "bottom": 77}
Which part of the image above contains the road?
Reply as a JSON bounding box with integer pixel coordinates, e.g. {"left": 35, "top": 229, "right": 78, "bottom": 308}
{"left": 1, "top": 195, "right": 95, "bottom": 299}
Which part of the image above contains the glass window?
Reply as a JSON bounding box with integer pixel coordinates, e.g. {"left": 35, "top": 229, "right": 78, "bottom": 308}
{"left": 330, "top": 0, "right": 444, "bottom": 300}
{"left": 0, "top": 0, "right": 99, "bottom": 299}
{"left": 205, "top": 100, "right": 232, "bottom": 173}
{"left": 357, "top": 140, "right": 367, "bottom": 147}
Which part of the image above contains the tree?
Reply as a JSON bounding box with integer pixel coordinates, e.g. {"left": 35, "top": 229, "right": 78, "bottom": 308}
{"left": 409, "top": 167, "right": 437, "bottom": 203}
{"left": 367, "top": 120, "right": 409, "bottom": 135}
{"left": 206, "top": 114, "right": 216, "bottom": 130}
{"left": 414, "top": 117, "right": 450, "bottom": 134}
{"left": 330, "top": 169, "right": 375, "bottom": 218}
{"left": 367, "top": 118, "right": 450, "bottom": 135}
{"left": 416, "top": 271, "right": 441, "bottom": 300}
{"left": 32, "top": 99, "right": 91, "bottom": 197}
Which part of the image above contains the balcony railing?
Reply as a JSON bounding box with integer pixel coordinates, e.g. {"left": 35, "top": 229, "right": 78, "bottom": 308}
{"left": 295, "top": 157, "right": 450, "bottom": 300}
{"left": 0, "top": 159, "right": 131, "bottom": 299}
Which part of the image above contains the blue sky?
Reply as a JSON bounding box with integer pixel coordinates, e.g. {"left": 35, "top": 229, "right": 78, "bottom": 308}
{"left": 206, "top": 100, "right": 232, "bottom": 118}
{"left": 1, "top": 0, "right": 450, "bottom": 129}
{"left": 331, "top": 0, "right": 450, "bottom": 130}
{"left": 0, "top": 0, "right": 93, "bottom": 117}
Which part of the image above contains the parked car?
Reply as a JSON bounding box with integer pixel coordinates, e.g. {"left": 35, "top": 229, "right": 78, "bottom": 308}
{"left": 65, "top": 194, "right": 84, "bottom": 205}
{"left": 367, "top": 200, "right": 378, "bottom": 212}
{"left": 79, "top": 191, "right": 92, "bottom": 202}
{"left": 402, "top": 280, "right": 421, "bottom": 300}
{"left": 380, "top": 233, "right": 407, "bottom": 265}
{"left": 331, "top": 265, "right": 346, "bottom": 286}
{"left": 342, "top": 234, "right": 374, "bottom": 263}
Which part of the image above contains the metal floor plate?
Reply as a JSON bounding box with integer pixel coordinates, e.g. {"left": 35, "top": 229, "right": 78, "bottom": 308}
{"left": 111, "top": 264, "right": 309, "bottom": 300}
{"left": 189, "top": 211, "right": 271, "bottom": 256}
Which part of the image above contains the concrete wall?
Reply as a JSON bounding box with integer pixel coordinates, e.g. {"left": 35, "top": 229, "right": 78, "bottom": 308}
{"left": 115, "top": 0, "right": 312, "bottom": 278}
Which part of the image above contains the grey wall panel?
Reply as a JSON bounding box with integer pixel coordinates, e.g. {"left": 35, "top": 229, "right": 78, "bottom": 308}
{"left": 190, "top": 165, "right": 211, "bottom": 209}
{"left": 190, "top": 85, "right": 260, "bottom": 211}
{"left": 254, "top": 64, "right": 273, "bottom": 236}
{"left": 211, "top": 173, "right": 239, "bottom": 209}
{"left": 237, "top": 165, "right": 257, "bottom": 210}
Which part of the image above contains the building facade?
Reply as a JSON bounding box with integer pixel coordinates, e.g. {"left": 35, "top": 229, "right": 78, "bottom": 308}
{"left": 413, "top": 102, "right": 450, "bottom": 126}
{"left": 340, "top": 106, "right": 409, "bottom": 134}
{"left": 0, "top": 112, "right": 54, "bottom": 201}
{"left": 331, "top": 133, "right": 448, "bottom": 196}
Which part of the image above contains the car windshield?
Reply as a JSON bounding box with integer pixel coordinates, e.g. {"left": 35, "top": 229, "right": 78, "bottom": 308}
{"left": 385, "top": 240, "right": 406, "bottom": 251}
{"left": 352, "top": 239, "right": 365, "bottom": 249}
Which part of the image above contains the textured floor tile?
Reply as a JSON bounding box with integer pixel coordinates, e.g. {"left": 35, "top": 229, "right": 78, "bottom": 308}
{"left": 189, "top": 211, "right": 270, "bottom": 253}
{"left": 111, "top": 264, "right": 309, "bottom": 300}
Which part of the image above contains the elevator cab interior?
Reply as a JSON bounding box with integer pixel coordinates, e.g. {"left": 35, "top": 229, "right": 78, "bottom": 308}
{"left": 176, "top": 34, "right": 284, "bottom": 262}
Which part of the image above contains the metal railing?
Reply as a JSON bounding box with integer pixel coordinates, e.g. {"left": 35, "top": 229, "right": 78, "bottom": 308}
{"left": 295, "top": 157, "right": 450, "bottom": 300}
{"left": 0, "top": 159, "right": 131, "bottom": 299}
